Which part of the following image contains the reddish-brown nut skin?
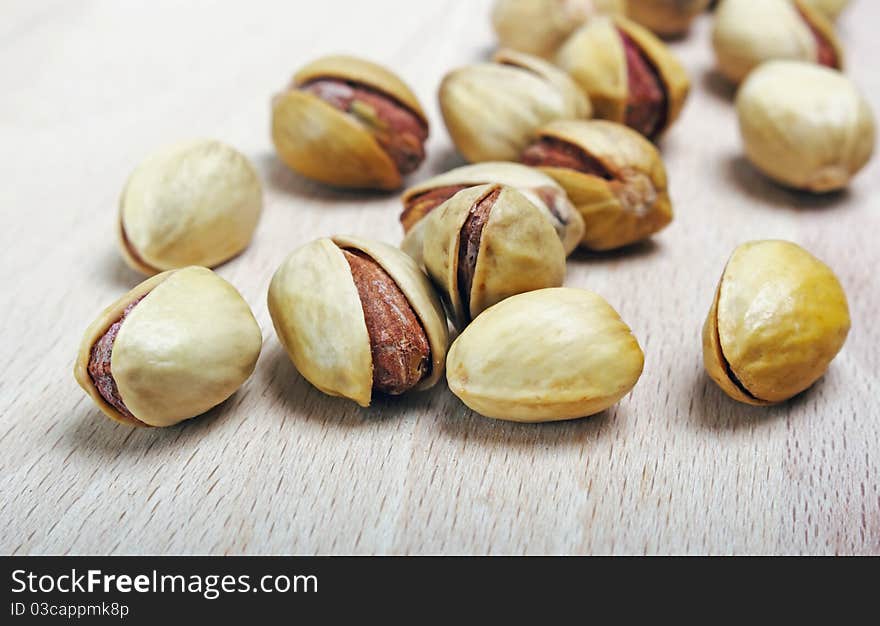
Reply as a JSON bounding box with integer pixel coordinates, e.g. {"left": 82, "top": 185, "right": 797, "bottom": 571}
{"left": 400, "top": 184, "right": 471, "bottom": 232}
{"left": 521, "top": 137, "right": 614, "bottom": 179}
{"left": 796, "top": 9, "right": 838, "bottom": 68}
{"left": 457, "top": 187, "right": 502, "bottom": 317}
{"left": 301, "top": 79, "right": 428, "bottom": 175}
{"left": 87, "top": 296, "right": 146, "bottom": 423}
{"left": 619, "top": 30, "right": 667, "bottom": 139}
{"left": 342, "top": 249, "right": 431, "bottom": 395}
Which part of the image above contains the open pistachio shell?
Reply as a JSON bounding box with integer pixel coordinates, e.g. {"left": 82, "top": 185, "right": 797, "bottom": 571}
{"left": 74, "top": 267, "right": 262, "bottom": 427}
{"left": 447, "top": 288, "right": 644, "bottom": 422}
{"left": 712, "top": 0, "right": 843, "bottom": 84}
{"left": 626, "top": 0, "right": 711, "bottom": 37}
{"left": 119, "top": 139, "right": 262, "bottom": 275}
{"left": 702, "top": 241, "right": 850, "bottom": 405}
{"left": 800, "top": 0, "right": 849, "bottom": 20}
{"left": 524, "top": 119, "right": 672, "bottom": 250}
{"left": 267, "top": 236, "right": 448, "bottom": 407}
{"left": 420, "top": 184, "right": 566, "bottom": 330}
{"left": 439, "top": 50, "right": 590, "bottom": 163}
{"left": 400, "top": 162, "right": 585, "bottom": 255}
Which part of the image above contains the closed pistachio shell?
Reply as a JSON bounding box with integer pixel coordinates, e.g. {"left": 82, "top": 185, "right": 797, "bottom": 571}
{"left": 522, "top": 119, "right": 672, "bottom": 250}
{"left": 627, "top": 0, "right": 711, "bottom": 37}
{"left": 74, "top": 267, "right": 262, "bottom": 427}
{"left": 800, "top": 0, "right": 849, "bottom": 20}
{"left": 736, "top": 61, "right": 875, "bottom": 192}
{"left": 272, "top": 55, "right": 428, "bottom": 190}
{"left": 439, "top": 50, "right": 590, "bottom": 163}
{"left": 420, "top": 184, "right": 566, "bottom": 330}
{"left": 556, "top": 16, "right": 689, "bottom": 138}
{"left": 267, "top": 236, "right": 448, "bottom": 407}
{"left": 447, "top": 288, "right": 644, "bottom": 422}
{"left": 400, "top": 162, "right": 585, "bottom": 255}
{"left": 712, "top": 0, "right": 843, "bottom": 84}
{"left": 119, "top": 139, "right": 262, "bottom": 275}
{"left": 702, "top": 240, "right": 850, "bottom": 405}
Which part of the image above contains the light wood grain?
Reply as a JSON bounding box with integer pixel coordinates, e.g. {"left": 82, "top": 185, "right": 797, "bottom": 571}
{"left": 1, "top": 0, "right": 878, "bottom": 556}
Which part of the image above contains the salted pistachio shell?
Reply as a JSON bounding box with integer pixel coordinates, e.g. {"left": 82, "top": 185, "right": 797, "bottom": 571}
{"left": 800, "top": 0, "right": 849, "bottom": 20}
{"left": 712, "top": 0, "right": 843, "bottom": 84}
{"left": 400, "top": 162, "right": 585, "bottom": 255}
{"left": 447, "top": 288, "right": 644, "bottom": 422}
{"left": 439, "top": 50, "right": 590, "bottom": 163}
{"left": 267, "top": 236, "right": 448, "bottom": 407}
{"left": 420, "top": 184, "right": 566, "bottom": 329}
{"left": 626, "top": 0, "right": 711, "bottom": 37}
{"left": 119, "top": 139, "right": 262, "bottom": 275}
{"left": 702, "top": 240, "right": 850, "bottom": 405}
{"left": 527, "top": 119, "right": 673, "bottom": 250}
{"left": 492, "top": 0, "right": 625, "bottom": 58}
{"left": 74, "top": 267, "right": 262, "bottom": 427}
{"left": 736, "top": 61, "right": 875, "bottom": 192}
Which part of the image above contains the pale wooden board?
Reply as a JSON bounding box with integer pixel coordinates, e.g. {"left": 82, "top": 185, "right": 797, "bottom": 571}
{"left": 1, "top": 0, "right": 878, "bottom": 556}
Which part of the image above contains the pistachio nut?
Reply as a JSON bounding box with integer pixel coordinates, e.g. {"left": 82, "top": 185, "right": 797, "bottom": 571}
{"left": 703, "top": 241, "right": 850, "bottom": 405}
{"left": 417, "top": 184, "right": 566, "bottom": 330}
{"left": 74, "top": 267, "right": 262, "bottom": 427}
{"left": 119, "top": 139, "right": 262, "bottom": 275}
{"left": 556, "top": 16, "right": 689, "bottom": 139}
{"left": 799, "top": 0, "right": 849, "bottom": 21}
{"left": 711, "top": 0, "right": 842, "bottom": 84}
{"left": 400, "top": 162, "right": 585, "bottom": 256}
{"left": 267, "top": 236, "right": 448, "bottom": 407}
{"left": 439, "top": 49, "right": 591, "bottom": 163}
{"left": 626, "top": 0, "right": 711, "bottom": 37}
{"left": 271, "top": 55, "right": 429, "bottom": 190}
{"left": 491, "top": 0, "right": 625, "bottom": 58}
{"left": 522, "top": 119, "right": 672, "bottom": 251}
{"left": 447, "top": 288, "right": 644, "bottom": 422}
{"left": 736, "top": 61, "right": 875, "bottom": 193}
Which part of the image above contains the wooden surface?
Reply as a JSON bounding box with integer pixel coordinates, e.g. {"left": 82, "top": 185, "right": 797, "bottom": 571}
{"left": 1, "top": 0, "right": 878, "bottom": 556}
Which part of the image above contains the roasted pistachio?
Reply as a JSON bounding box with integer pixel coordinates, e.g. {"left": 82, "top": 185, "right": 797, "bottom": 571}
{"left": 119, "top": 139, "right": 262, "bottom": 275}
{"left": 712, "top": 0, "right": 842, "bottom": 84}
{"left": 736, "top": 61, "right": 875, "bottom": 193}
{"left": 417, "top": 184, "right": 566, "bottom": 330}
{"left": 271, "top": 55, "right": 429, "bottom": 190}
{"left": 74, "top": 267, "right": 262, "bottom": 427}
{"left": 627, "top": 0, "right": 711, "bottom": 37}
{"left": 522, "top": 119, "right": 672, "bottom": 250}
{"left": 400, "top": 162, "right": 585, "bottom": 256}
{"left": 556, "top": 16, "right": 689, "bottom": 139}
{"left": 703, "top": 241, "right": 850, "bottom": 405}
{"left": 267, "top": 236, "right": 448, "bottom": 407}
{"left": 800, "top": 0, "right": 849, "bottom": 21}
{"left": 439, "top": 49, "right": 591, "bottom": 163}
{"left": 491, "top": 0, "right": 625, "bottom": 58}
{"left": 447, "top": 288, "right": 644, "bottom": 422}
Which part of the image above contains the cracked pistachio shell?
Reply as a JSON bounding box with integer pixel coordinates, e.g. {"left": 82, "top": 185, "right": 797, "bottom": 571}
{"left": 74, "top": 267, "right": 262, "bottom": 427}
{"left": 267, "top": 236, "right": 448, "bottom": 407}
{"left": 439, "top": 49, "right": 591, "bottom": 163}
{"left": 702, "top": 241, "right": 850, "bottom": 405}
{"left": 531, "top": 120, "right": 672, "bottom": 250}
{"left": 556, "top": 16, "right": 689, "bottom": 136}
{"left": 400, "top": 162, "right": 585, "bottom": 256}
{"left": 712, "top": 0, "right": 843, "bottom": 84}
{"left": 491, "top": 0, "right": 625, "bottom": 58}
{"left": 420, "top": 184, "right": 566, "bottom": 330}
{"left": 736, "top": 61, "right": 875, "bottom": 192}
{"left": 119, "top": 139, "right": 262, "bottom": 275}
{"left": 800, "top": 0, "right": 849, "bottom": 20}
{"left": 626, "top": 0, "right": 711, "bottom": 37}
{"left": 447, "top": 288, "right": 644, "bottom": 422}
{"left": 271, "top": 55, "right": 427, "bottom": 190}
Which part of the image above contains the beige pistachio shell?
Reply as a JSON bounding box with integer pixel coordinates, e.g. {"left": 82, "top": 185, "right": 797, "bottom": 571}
{"left": 532, "top": 120, "right": 673, "bottom": 250}
{"left": 800, "top": 0, "right": 849, "bottom": 20}
{"left": 712, "top": 0, "right": 843, "bottom": 84}
{"left": 447, "top": 288, "right": 644, "bottom": 422}
{"left": 74, "top": 267, "right": 262, "bottom": 427}
{"left": 420, "top": 184, "right": 566, "bottom": 329}
{"left": 439, "top": 50, "right": 590, "bottom": 163}
{"left": 401, "top": 162, "right": 585, "bottom": 255}
{"left": 119, "top": 139, "right": 262, "bottom": 275}
{"left": 626, "top": 0, "right": 711, "bottom": 36}
{"left": 736, "top": 61, "right": 875, "bottom": 192}
{"left": 702, "top": 241, "right": 850, "bottom": 405}
{"left": 492, "top": 0, "right": 625, "bottom": 58}
{"left": 267, "top": 237, "right": 448, "bottom": 407}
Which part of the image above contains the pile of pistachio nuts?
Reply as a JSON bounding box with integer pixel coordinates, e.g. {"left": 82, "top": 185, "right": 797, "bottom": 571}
{"left": 75, "top": 0, "right": 873, "bottom": 427}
